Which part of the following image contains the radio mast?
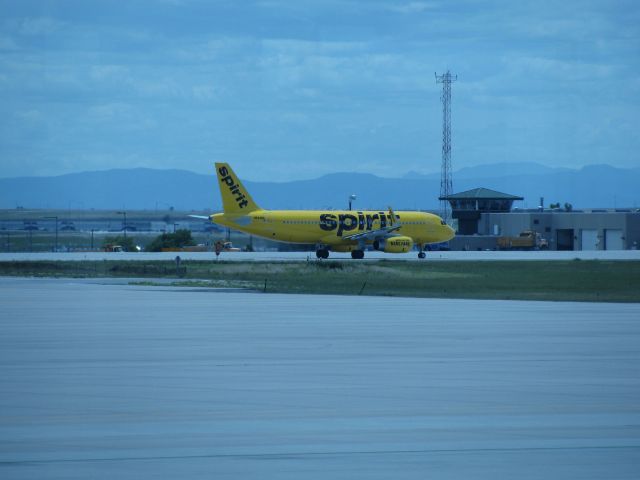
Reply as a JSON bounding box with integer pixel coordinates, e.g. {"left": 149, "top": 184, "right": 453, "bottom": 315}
{"left": 435, "top": 70, "right": 457, "bottom": 223}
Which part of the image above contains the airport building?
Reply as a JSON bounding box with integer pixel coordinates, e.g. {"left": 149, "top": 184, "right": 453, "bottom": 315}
{"left": 0, "top": 213, "right": 219, "bottom": 234}
{"left": 441, "top": 188, "right": 640, "bottom": 251}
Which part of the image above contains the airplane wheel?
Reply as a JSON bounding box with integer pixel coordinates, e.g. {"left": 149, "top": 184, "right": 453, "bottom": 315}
{"left": 316, "top": 250, "right": 323, "bottom": 259}
{"left": 351, "top": 250, "right": 364, "bottom": 259}
{"left": 317, "top": 248, "right": 329, "bottom": 259}
{"left": 418, "top": 251, "right": 426, "bottom": 259}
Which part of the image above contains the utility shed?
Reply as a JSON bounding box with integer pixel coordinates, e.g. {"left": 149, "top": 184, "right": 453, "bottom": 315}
{"left": 440, "top": 188, "right": 523, "bottom": 235}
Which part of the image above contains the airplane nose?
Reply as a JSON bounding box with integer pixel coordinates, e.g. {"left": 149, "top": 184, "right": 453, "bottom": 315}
{"left": 445, "top": 224, "right": 455, "bottom": 240}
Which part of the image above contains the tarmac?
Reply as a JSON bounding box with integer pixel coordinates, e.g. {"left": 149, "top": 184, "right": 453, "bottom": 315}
{"left": 1, "top": 250, "right": 640, "bottom": 262}
{"left": 1, "top": 277, "right": 639, "bottom": 479}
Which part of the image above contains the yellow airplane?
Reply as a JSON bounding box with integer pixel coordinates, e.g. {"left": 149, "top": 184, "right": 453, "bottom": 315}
{"left": 205, "top": 163, "right": 455, "bottom": 259}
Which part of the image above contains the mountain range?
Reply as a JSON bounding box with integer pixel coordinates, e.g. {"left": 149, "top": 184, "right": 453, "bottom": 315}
{"left": 1, "top": 163, "right": 638, "bottom": 211}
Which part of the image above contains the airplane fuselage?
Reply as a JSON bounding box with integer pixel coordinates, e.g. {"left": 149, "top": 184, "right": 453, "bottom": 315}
{"left": 212, "top": 209, "right": 454, "bottom": 251}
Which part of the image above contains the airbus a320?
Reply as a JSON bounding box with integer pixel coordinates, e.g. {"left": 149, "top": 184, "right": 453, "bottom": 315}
{"left": 201, "top": 163, "right": 455, "bottom": 259}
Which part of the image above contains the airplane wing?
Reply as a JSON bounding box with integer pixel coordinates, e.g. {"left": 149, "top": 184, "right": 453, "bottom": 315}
{"left": 343, "top": 206, "right": 402, "bottom": 241}
{"left": 343, "top": 224, "right": 401, "bottom": 241}
{"left": 188, "top": 215, "right": 210, "bottom": 220}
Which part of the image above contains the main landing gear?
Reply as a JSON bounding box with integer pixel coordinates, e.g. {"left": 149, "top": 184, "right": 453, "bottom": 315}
{"left": 418, "top": 245, "right": 426, "bottom": 259}
{"left": 315, "top": 248, "right": 365, "bottom": 259}
{"left": 351, "top": 250, "right": 365, "bottom": 259}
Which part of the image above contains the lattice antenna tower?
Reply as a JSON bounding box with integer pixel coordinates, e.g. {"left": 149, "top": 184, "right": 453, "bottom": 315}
{"left": 435, "top": 70, "right": 457, "bottom": 223}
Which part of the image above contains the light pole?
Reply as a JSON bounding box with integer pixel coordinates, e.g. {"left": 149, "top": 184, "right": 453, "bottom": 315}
{"left": 348, "top": 194, "right": 357, "bottom": 211}
{"left": 173, "top": 223, "right": 178, "bottom": 233}
{"left": 44, "top": 216, "right": 58, "bottom": 252}
{"left": 116, "top": 211, "right": 127, "bottom": 239}
{"left": 90, "top": 229, "right": 95, "bottom": 250}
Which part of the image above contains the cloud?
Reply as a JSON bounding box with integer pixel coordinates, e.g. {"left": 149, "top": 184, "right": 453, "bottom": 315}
{"left": 293, "top": 87, "right": 320, "bottom": 98}
{"left": 16, "top": 109, "right": 43, "bottom": 122}
{"left": 262, "top": 38, "right": 367, "bottom": 56}
{"left": 506, "top": 55, "right": 616, "bottom": 82}
{"left": 90, "top": 65, "right": 129, "bottom": 81}
{"left": 19, "top": 17, "right": 65, "bottom": 36}
{"left": 0, "top": 36, "right": 18, "bottom": 50}
{"left": 191, "top": 84, "right": 219, "bottom": 100}
{"left": 88, "top": 102, "right": 134, "bottom": 120}
{"left": 257, "top": 40, "right": 433, "bottom": 97}
{"left": 519, "top": 17, "right": 603, "bottom": 39}
{"left": 171, "top": 37, "right": 256, "bottom": 62}
{"left": 133, "top": 77, "right": 186, "bottom": 98}
{"left": 278, "top": 111, "right": 310, "bottom": 125}
{"left": 1, "top": 0, "right": 639, "bottom": 179}
{"left": 385, "top": 2, "right": 438, "bottom": 14}
{"left": 84, "top": 102, "right": 158, "bottom": 135}
{"left": 88, "top": 64, "right": 190, "bottom": 100}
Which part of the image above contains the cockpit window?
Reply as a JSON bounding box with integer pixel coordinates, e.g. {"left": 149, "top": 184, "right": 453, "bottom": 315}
{"left": 440, "top": 219, "right": 446, "bottom": 225}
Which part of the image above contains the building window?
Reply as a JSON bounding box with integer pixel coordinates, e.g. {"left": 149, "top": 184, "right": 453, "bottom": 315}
{"left": 533, "top": 219, "right": 539, "bottom": 225}
{"left": 545, "top": 227, "right": 551, "bottom": 233}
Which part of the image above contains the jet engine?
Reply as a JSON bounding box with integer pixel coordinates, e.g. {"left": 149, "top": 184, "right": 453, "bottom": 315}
{"left": 372, "top": 236, "right": 413, "bottom": 253}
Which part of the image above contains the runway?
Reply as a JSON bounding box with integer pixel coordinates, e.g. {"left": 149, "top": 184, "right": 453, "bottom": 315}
{"left": 1, "top": 277, "right": 639, "bottom": 479}
{"left": 1, "top": 249, "right": 640, "bottom": 262}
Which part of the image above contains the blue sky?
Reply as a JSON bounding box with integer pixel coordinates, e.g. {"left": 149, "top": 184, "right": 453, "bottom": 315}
{"left": 1, "top": 0, "right": 639, "bottom": 181}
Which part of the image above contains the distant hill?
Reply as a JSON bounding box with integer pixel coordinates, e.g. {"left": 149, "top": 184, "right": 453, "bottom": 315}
{"left": 0, "top": 168, "right": 215, "bottom": 212}
{"left": 1, "top": 163, "right": 639, "bottom": 210}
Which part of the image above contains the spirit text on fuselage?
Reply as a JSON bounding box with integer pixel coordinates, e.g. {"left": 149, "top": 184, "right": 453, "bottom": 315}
{"left": 320, "top": 212, "right": 400, "bottom": 236}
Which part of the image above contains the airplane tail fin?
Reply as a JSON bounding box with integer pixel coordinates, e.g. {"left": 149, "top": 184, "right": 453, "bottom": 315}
{"left": 215, "top": 163, "right": 261, "bottom": 214}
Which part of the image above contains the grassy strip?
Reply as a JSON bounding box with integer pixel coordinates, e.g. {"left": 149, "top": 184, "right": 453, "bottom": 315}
{"left": 1, "top": 259, "right": 639, "bottom": 302}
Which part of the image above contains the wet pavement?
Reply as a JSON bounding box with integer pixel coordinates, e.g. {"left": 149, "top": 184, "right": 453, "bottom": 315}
{"left": 1, "top": 277, "right": 639, "bottom": 479}
{"left": 1, "top": 249, "right": 640, "bottom": 262}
